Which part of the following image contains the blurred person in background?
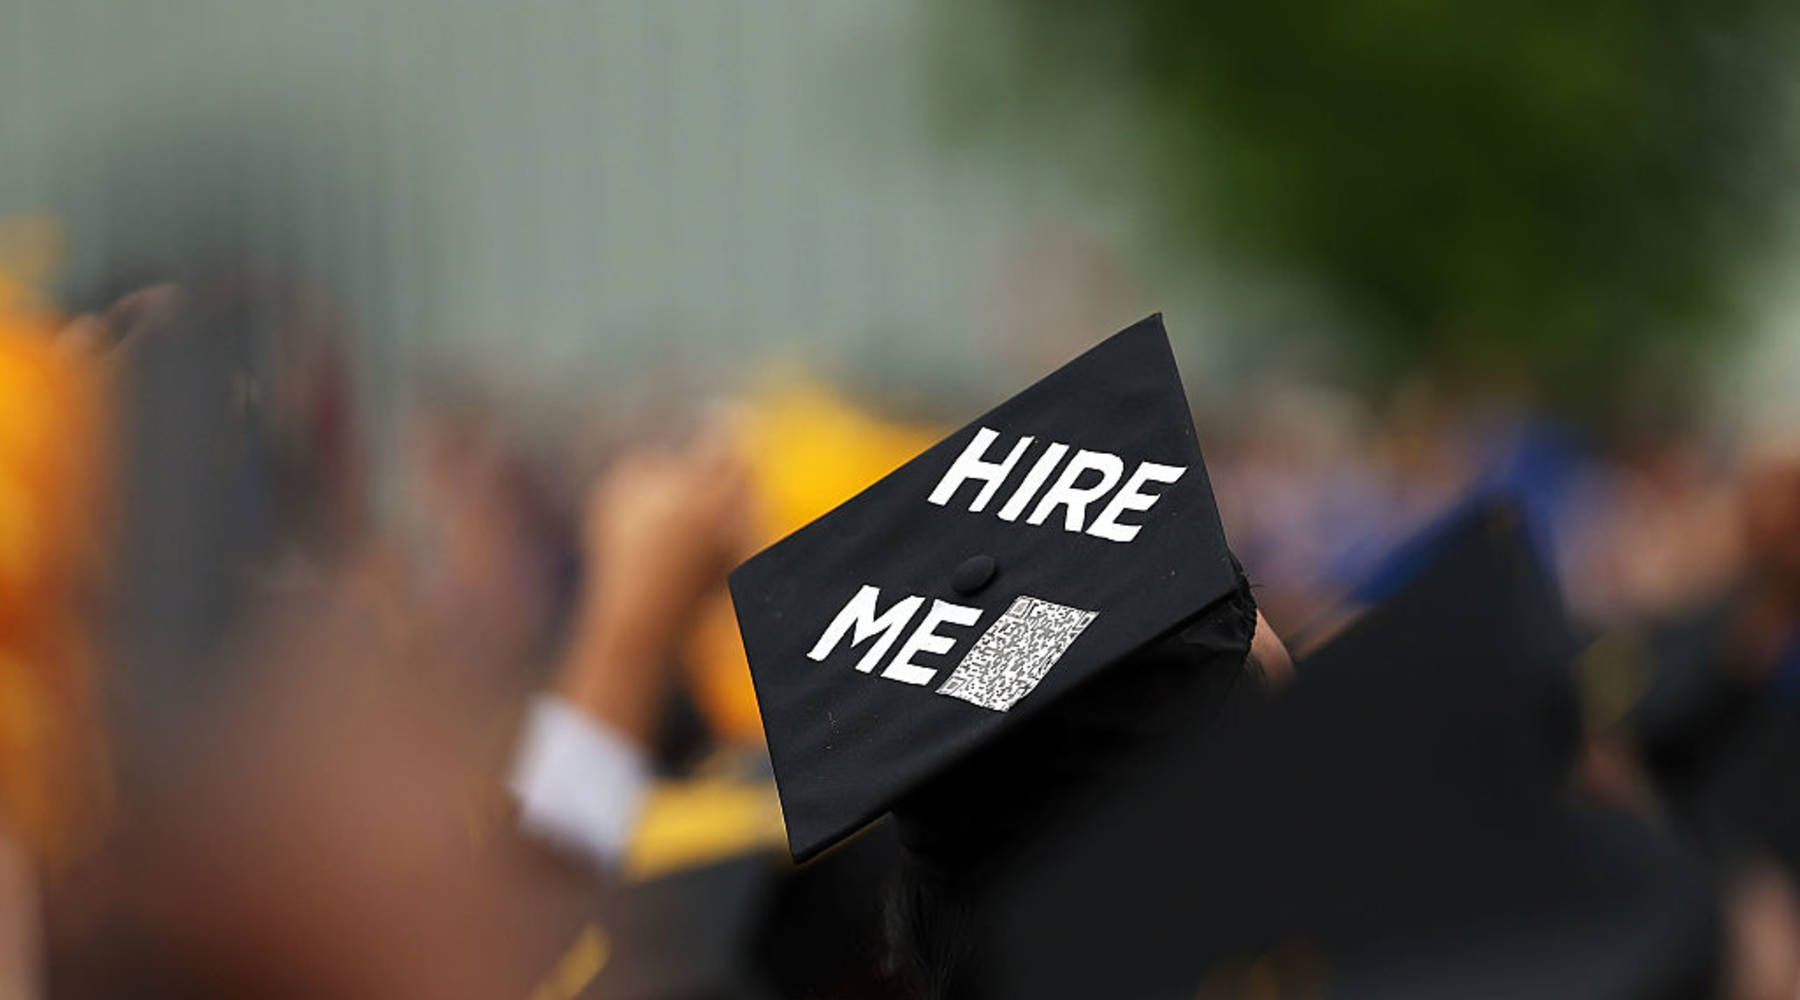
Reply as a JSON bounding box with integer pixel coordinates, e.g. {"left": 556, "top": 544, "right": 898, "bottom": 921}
{"left": 0, "top": 259, "right": 112, "bottom": 1000}
{"left": 397, "top": 389, "right": 579, "bottom": 698}
{"left": 513, "top": 410, "right": 754, "bottom": 869}
{"left": 0, "top": 228, "right": 773, "bottom": 995}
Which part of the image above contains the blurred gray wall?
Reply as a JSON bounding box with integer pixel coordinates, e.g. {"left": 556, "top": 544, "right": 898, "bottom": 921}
{"left": 0, "top": 0, "right": 1036, "bottom": 421}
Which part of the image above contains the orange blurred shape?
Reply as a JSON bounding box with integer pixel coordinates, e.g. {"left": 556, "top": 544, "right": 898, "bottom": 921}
{"left": 683, "top": 381, "right": 943, "bottom": 746}
{"left": 0, "top": 295, "right": 110, "bottom": 862}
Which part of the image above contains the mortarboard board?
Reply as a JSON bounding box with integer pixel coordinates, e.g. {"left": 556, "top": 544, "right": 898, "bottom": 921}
{"left": 728, "top": 315, "right": 1252, "bottom": 863}
{"left": 982, "top": 499, "right": 1720, "bottom": 1000}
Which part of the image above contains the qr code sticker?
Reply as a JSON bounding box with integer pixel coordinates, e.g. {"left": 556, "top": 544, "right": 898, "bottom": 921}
{"left": 936, "top": 595, "right": 1098, "bottom": 712}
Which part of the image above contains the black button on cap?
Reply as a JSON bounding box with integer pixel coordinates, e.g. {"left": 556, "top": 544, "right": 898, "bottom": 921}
{"left": 952, "top": 554, "right": 998, "bottom": 595}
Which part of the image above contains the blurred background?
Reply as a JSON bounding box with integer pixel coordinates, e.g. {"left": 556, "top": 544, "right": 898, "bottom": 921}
{"left": 6, "top": 0, "right": 1800, "bottom": 627}
{"left": 5, "top": 1, "right": 1800, "bottom": 997}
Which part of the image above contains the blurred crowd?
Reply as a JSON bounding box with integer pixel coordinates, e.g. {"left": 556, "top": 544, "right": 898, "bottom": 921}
{"left": 0, "top": 237, "right": 1797, "bottom": 1000}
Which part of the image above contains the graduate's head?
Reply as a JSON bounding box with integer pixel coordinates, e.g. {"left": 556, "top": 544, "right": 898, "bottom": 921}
{"left": 732, "top": 316, "right": 1263, "bottom": 863}
{"left": 728, "top": 317, "right": 1282, "bottom": 994}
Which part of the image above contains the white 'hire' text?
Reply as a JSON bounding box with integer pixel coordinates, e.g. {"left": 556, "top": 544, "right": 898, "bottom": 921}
{"left": 926, "top": 427, "right": 1185, "bottom": 542}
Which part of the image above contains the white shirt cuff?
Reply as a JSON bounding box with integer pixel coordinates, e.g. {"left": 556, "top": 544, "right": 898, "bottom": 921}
{"left": 509, "top": 695, "right": 650, "bottom": 869}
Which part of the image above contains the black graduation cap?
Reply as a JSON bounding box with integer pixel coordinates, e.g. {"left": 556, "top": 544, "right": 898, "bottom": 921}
{"left": 1306, "top": 498, "right": 1585, "bottom": 773}
{"left": 981, "top": 500, "right": 1720, "bottom": 1000}
{"left": 729, "top": 315, "right": 1250, "bottom": 863}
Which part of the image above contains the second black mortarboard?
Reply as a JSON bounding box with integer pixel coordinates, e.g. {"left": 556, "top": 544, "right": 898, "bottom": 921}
{"left": 984, "top": 500, "right": 1718, "bottom": 1000}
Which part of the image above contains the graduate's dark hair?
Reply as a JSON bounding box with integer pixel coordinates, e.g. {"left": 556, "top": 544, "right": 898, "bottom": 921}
{"left": 882, "top": 853, "right": 983, "bottom": 1000}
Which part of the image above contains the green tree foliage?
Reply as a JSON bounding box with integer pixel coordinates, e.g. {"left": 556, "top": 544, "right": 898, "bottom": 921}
{"left": 931, "top": 1, "right": 1797, "bottom": 414}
